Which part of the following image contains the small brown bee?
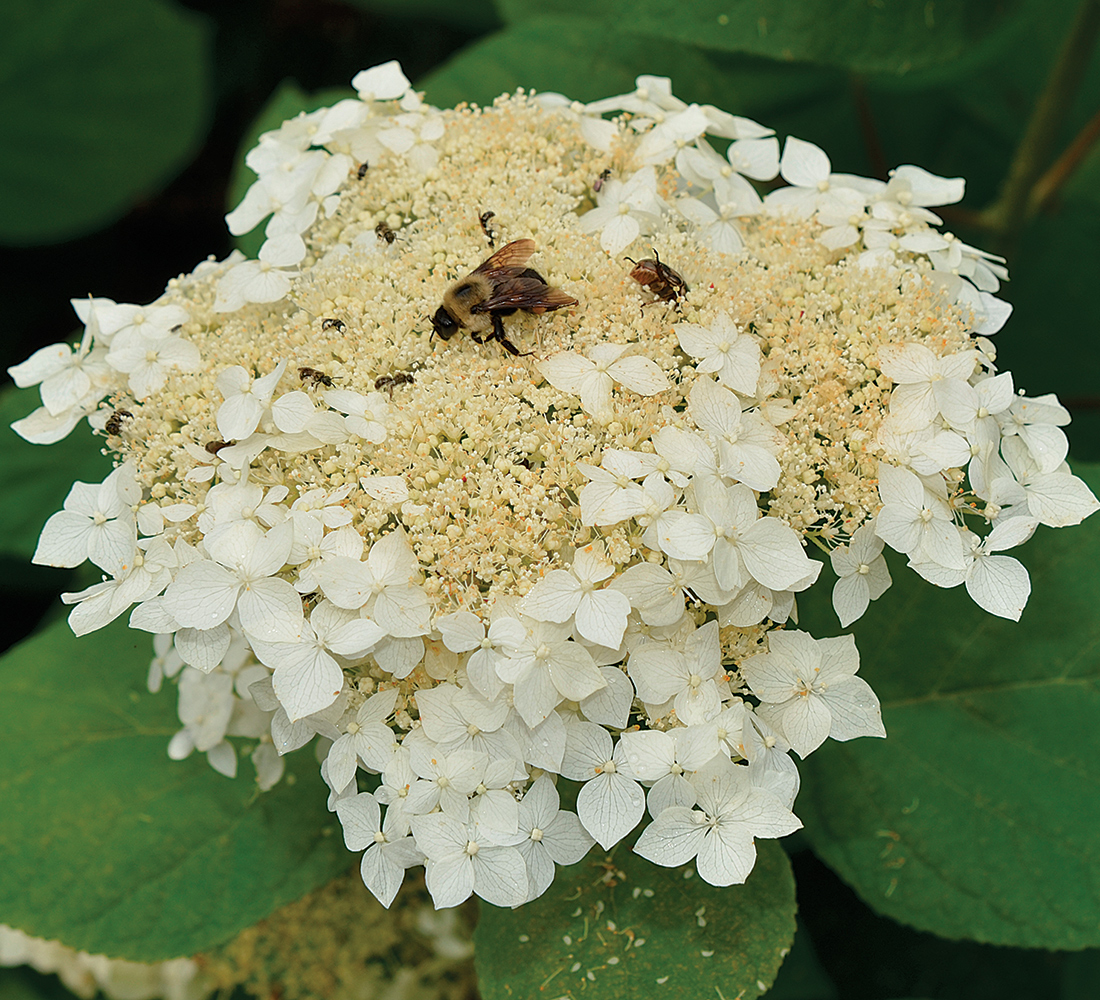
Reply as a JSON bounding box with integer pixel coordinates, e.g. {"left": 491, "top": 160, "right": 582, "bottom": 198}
{"left": 375, "top": 221, "right": 397, "bottom": 244}
{"left": 374, "top": 372, "right": 416, "bottom": 397}
{"left": 479, "top": 210, "right": 496, "bottom": 248}
{"left": 430, "top": 239, "right": 578, "bottom": 356}
{"left": 626, "top": 250, "right": 688, "bottom": 309}
{"left": 105, "top": 409, "right": 132, "bottom": 435}
{"left": 593, "top": 168, "right": 612, "bottom": 192}
{"left": 205, "top": 439, "right": 233, "bottom": 455}
{"left": 299, "top": 366, "right": 335, "bottom": 387}
{"left": 321, "top": 318, "right": 345, "bottom": 332}
{"left": 357, "top": 162, "right": 369, "bottom": 180}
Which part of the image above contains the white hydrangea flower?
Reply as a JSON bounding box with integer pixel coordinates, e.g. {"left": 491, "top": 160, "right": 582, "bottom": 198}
{"left": 674, "top": 312, "right": 761, "bottom": 395}
{"left": 215, "top": 361, "right": 287, "bottom": 440}
{"left": 634, "top": 755, "right": 801, "bottom": 886}
{"left": 576, "top": 166, "right": 665, "bottom": 256}
{"left": 740, "top": 631, "right": 886, "bottom": 758}
{"left": 559, "top": 721, "right": 645, "bottom": 850}
{"left": 336, "top": 790, "right": 424, "bottom": 908}
{"left": 538, "top": 345, "right": 670, "bottom": 421}
{"left": 830, "top": 523, "right": 892, "bottom": 626}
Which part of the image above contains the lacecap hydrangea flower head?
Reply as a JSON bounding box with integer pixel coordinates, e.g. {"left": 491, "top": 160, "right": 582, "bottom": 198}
{"left": 13, "top": 60, "right": 1098, "bottom": 910}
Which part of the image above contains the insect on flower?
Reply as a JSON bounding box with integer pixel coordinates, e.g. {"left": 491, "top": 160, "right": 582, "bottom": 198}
{"left": 357, "top": 162, "right": 369, "bottom": 180}
{"left": 376, "top": 222, "right": 397, "bottom": 244}
{"left": 430, "top": 238, "right": 578, "bottom": 357}
{"left": 299, "top": 366, "right": 335, "bottom": 387}
{"left": 593, "top": 168, "right": 611, "bottom": 192}
{"left": 321, "top": 318, "right": 346, "bottom": 332}
{"left": 479, "top": 210, "right": 496, "bottom": 247}
{"left": 205, "top": 439, "right": 233, "bottom": 455}
{"left": 104, "top": 409, "right": 132, "bottom": 435}
{"left": 625, "top": 250, "right": 688, "bottom": 310}
{"left": 374, "top": 372, "right": 416, "bottom": 397}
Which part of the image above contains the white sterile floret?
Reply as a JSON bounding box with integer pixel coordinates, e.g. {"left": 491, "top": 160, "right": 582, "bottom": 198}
{"left": 336, "top": 790, "right": 424, "bottom": 908}
{"left": 409, "top": 811, "right": 528, "bottom": 909}
{"left": 351, "top": 60, "right": 412, "bottom": 101}
{"left": 740, "top": 631, "right": 886, "bottom": 758}
{"left": 627, "top": 620, "right": 726, "bottom": 724}
{"left": 688, "top": 377, "right": 782, "bottom": 491}
{"left": 313, "top": 528, "right": 430, "bottom": 641}
{"left": 674, "top": 312, "right": 761, "bottom": 395}
{"left": 874, "top": 462, "right": 966, "bottom": 569}
{"left": 830, "top": 523, "right": 892, "bottom": 626}
{"left": 33, "top": 464, "right": 139, "bottom": 576}
{"left": 215, "top": 361, "right": 287, "bottom": 441}
{"left": 635, "top": 104, "right": 710, "bottom": 165}
{"left": 406, "top": 741, "right": 488, "bottom": 824}
{"left": 519, "top": 540, "right": 632, "bottom": 648}
{"left": 633, "top": 755, "right": 801, "bottom": 886}
{"left": 660, "top": 480, "right": 814, "bottom": 593}
{"left": 764, "top": 137, "right": 868, "bottom": 220}
{"left": 909, "top": 518, "right": 1035, "bottom": 620}
{"left": 492, "top": 774, "right": 595, "bottom": 902}
{"left": 576, "top": 166, "right": 665, "bottom": 256}
{"left": 538, "top": 345, "right": 669, "bottom": 421}
{"left": 105, "top": 327, "right": 200, "bottom": 399}
{"left": 560, "top": 721, "right": 645, "bottom": 850}
{"left": 996, "top": 392, "right": 1071, "bottom": 474}
{"left": 415, "top": 682, "right": 523, "bottom": 772}
{"left": 324, "top": 686, "right": 401, "bottom": 789}
{"left": 324, "top": 388, "right": 390, "bottom": 443}
{"left": 878, "top": 343, "right": 979, "bottom": 432}
{"left": 213, "top": 236, "right": 304, "bottom": 311}
{"left": 997, "top": 440, "right": 1100, "bottom": 527}
{"left": 620, "top": 724, "right": 721, "bottom": 817}
{"left": 495, "top": 620, "right": 606, "bottom": 727}
{"left": 163, "top": 520, "right": 303, "bottom": 642}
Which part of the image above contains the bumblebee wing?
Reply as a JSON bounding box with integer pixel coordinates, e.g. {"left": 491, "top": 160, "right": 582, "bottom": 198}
{"left": 475, "top": 276, "right": 578, "bottom": 313}
{"left": 472, "top": 238, "right": 536, "bottom": 275}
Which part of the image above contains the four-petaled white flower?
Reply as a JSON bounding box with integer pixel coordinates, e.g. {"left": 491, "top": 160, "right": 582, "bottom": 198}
{"left": 216, "top": 361, "right": 288, "bottom": 440}
{"left": 33, "top": 464, "right": 139, "bottom": 576}
{"left": 576, "top": 166, "right": 665, "bottom": 256}
{"left": 519, "top": 541, "right": 631, "bottom": 649}
{"left": 830, "top": 523, "right": 892, "bottom": 626}
{"left": 493, "top": 774, "right": 595, "bottom": 902}
{"left": 324, "top": 388, "right": 390, "bottom": 443}
{"left": 559, "top": 722, "right": 645, "bottom": 850}
{"left": 688, "top": 377, "right": 782, "bottom": 491}
{"left": 336, "top": 791, "right": 424, "bottom": 907}
{"left": 539, "top": 345, "right": 669, "bottom": 421}
{"left": 634, "top": 755, "right": 801, "bottom": 886}
{"left": 740, "top": 630, "right": 886, "bottom": 758}
{"left": 675, "top": 312, "right": 761, "bottom": 395}
{"left": 325, "top": 687, "right": 401, "bottom": 789}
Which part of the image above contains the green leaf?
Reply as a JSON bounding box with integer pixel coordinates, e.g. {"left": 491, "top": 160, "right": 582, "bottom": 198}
{"left": 794, "top": 464, "right": 1100, "bottom": 949}
{"left": 419, "top": 14, "right": 842, "bottom": 112}
{"left": 474, "top": 839, "right": 795, "bottom": 999}
{"left": 493, "top": 0, "right": 1025, "bottom": 77}
{"left": 0, "top": 0, "right": 213, "bottom": 246}
{"left": 226, "top": 80, "right": 354, "bottom": 259}
{"left": 0, "top": 616, "right": 352, "bottom": 962}
{"left": 0, "top": 386, "right": 112, "bottom": 562}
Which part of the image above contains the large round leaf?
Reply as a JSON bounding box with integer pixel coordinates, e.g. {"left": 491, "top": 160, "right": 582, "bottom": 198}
{"left": 0, "top": 0, "right": 212, "bottom": 246}
{"left": 475, "top": 839, "right": 796, "bottom": 999}
{"left": 795, "top": 464, "right": 1100, "bottom": 948}
{"left": 0, "top": 616, "right": 351, "bottom": 961}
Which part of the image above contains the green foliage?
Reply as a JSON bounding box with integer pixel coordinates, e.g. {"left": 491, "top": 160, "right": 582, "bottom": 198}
{"left": 493, "top": 0, "right": 1025, "bottom": 76}
{"left": 766, "top": 920, "right": 837, "bottom": 1000}
{"left": 474, "top": 839, "right": 795, "bottom": 1000}
{"left": 0, "top": 0, "right": 213, "bottom": 246}
{"left": 0, "top": 387, "right": 111, "bottom": 562}
{"left": 226, "top": 80, "right": 354, "bottom": 259}
{"left": 0, "top": 616, "right": 352, "bottom": 962}
{"left": 420, "top": 14, "right": 844, "bottom": 114}
{"left": 794, "top": 464, "right": 1100, "bottom": 950}
{"left": 0, "top": 968, "right": 73, "bottom": 1000}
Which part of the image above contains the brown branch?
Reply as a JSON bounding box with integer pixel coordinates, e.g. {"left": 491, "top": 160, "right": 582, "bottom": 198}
{"left": 980, "top": 0, "right": 1100, "bottom": 238}
{"left": 850, "top": 76, "right": 889, "bottom": 180}
{"left": 1028, "top": 104, "right": 1100, "bottom": 215}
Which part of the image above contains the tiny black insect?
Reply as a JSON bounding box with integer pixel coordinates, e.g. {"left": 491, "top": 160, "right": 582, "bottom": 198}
{"left": 205, "top": 439, "right": 233, "bottom": 455}
{"left": 375, "top": 221, "right": 397, "bottom": 244}
{"left": 105, "top": 409, "right": 132, "bottom": 435}
{"left": 479, "top": 210, "right": 496, "bottom": 248}
{"left": 357, "top": 162, "right": 369, "bottom": 180}
{"left": 299, "top": 366, "right": 335, "bottom": 388}
{"left": 321, "top": 318, "right": 346, "bottom": 332}
{"left": 374, "top": 372, "right": 416, "bottom": 397}
{"left": 593, "top": 168, "right": 612, "bottom": 192}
